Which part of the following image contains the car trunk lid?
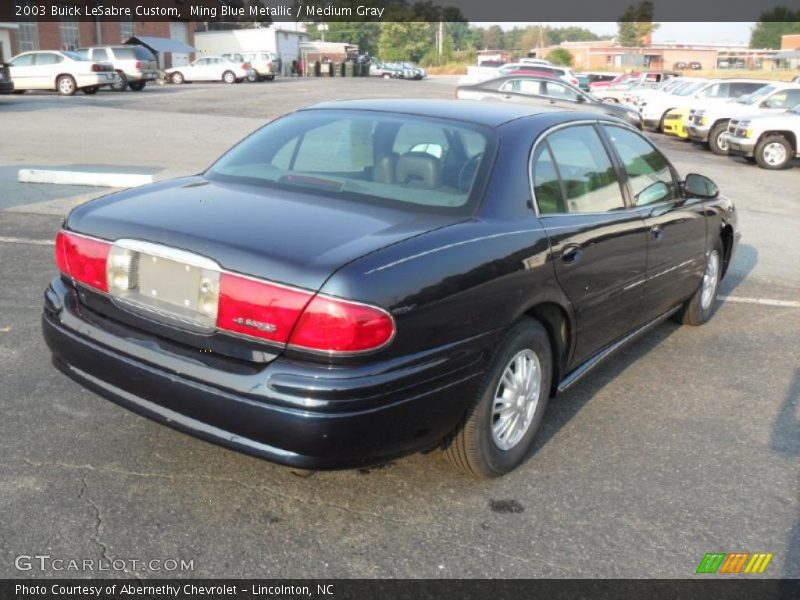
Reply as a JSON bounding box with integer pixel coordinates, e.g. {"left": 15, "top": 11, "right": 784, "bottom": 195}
{"left": 64, "top": 176, "right": 462, "bottom": 355}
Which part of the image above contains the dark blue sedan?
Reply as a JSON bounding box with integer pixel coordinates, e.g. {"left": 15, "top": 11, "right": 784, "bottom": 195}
{"left": 43, "top": 100, "right": 738, "bottom": 478}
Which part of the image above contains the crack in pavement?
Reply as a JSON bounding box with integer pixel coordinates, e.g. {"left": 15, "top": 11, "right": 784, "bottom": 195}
{"left": 4, "top": 459, "right": 572, "bottom": 575}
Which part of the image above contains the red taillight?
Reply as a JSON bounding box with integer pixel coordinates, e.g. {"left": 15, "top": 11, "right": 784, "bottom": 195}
{"left": 134, "top": 61, "right": 142, "bottom": 70}
{"left": 216, "top": 272, "right": 313, "bottom": 344}
{"left": 288, "top": 296, "right": 395, "bottom": 354}
{"left": 242, "top": 63, "right": 249, "bottom": 70}
{"left": 216, "top": 272, "right": 395, "bottom": 353}
{"left": 571, "top": 78, "right": 578, "bottom": 85}
{"left": 55, "top": 231, "right": 111, "bottom": 292}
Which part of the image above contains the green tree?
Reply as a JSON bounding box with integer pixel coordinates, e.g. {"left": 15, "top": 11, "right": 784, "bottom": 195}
{"left": 546, "top": 47, "right": 573, "bottom": 66}
{"left": 749, "top": 8, "right": 800, "bottom": 48}
{"left": 306, "top": 22, "right": 381, "bottom": 56}
{"left": 482, "top": 25, "right": 504, "bottom": 50}
{"left": 378, "top": 22, "right": 434, "bottom": 62}
{"left": 618, "top": 1, "right": 660, "bottom": 47}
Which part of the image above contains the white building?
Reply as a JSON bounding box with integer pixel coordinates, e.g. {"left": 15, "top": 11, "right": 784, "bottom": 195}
{"left": 194, "top": 28, "right": 308, "bottom": 75}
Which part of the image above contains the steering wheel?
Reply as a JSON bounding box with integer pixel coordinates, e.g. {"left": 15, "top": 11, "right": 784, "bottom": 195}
{"left": 458, "top": 153, "right": 483, "bottom": 193}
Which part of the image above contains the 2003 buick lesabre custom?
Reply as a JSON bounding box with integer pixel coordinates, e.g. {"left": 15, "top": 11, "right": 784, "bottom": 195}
{"left": 43, "top": 100, "right": 739, "bottom": 478}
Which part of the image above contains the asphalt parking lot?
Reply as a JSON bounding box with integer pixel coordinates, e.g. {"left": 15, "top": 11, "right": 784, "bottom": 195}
{"left": 1, "top": 77, "right": 798, "bottom": 579}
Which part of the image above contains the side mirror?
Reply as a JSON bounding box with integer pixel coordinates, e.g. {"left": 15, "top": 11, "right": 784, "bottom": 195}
{"left": 684, "top": 173, "right": 719, "bottom": 199}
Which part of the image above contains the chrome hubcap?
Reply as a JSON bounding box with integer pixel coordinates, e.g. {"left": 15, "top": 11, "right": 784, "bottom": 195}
{"left": 762, "top": 142, "right": 787, "bottom": 166}
{"left": 492, "top": 349, "right": 541, "bottom": 451}
{"left": 701, "top": 250, "right": 720, "bottom": 310}
{"left": 59, "top": 79, "right": 73, "bottom": 93}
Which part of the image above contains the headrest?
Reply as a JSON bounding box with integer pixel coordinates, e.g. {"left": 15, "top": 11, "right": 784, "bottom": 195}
{"left": 395, "top": 152, "right": 441, "bottom": 189}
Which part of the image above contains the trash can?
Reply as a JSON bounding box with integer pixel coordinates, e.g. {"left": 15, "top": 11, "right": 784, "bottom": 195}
{"left": 350, "top": 62, "right": 359, "bottom": 77}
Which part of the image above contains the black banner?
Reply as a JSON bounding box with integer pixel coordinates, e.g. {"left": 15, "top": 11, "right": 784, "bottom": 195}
{"left": 1, "top": 0, "right": 799, "bottom": 23}
{"left": 3, "top": 580, "right": 800, "bottom": 600}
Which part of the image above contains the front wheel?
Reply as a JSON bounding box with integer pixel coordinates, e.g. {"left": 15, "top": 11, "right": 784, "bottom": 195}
{"left": 754, "top": 135, "right": 793, "bottom": 170}
{"left": 170, "top": 72, "right": 184, "bottom": 85}
{"left": 223, "top": 70, "right": 236, "bottom": 84}
{"left": 708, "top": 121, "right": 730, "bottom": 155}
{"left": 247, "top": 73, "right": 258, "bottom": 83}
{"left": 82, "top": 86, "right": 99, "bottom": 95}
{"left": 675, "top": 239, "right": 723, "bottom": 326}
{"left": 128, "top": 81, "right": 146, "bottom": 91}
{"left": 443, "top": 319, "right": 552, "bottom": 478}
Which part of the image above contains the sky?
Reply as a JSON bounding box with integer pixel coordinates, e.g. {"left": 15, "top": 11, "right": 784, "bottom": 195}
{"left": 479, "top": 22, "right": 756, "bottom": 45}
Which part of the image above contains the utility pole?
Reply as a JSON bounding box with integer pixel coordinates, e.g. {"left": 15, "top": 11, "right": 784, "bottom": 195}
{"left": 438, "top": 21, "right": 443, "bottom": 55}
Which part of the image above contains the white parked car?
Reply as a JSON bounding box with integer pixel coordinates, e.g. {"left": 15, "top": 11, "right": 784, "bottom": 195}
{"left": 640, "top": 78, "right": 770, "bottom": 133}
{"left": 7, "top": 50, "right": 119, "bottom": 96}
{"left": 627, "top": 77, "right": 688, "bottom": 107}
{"left": 459, "top": 62, "right": 578, "bottom": 87}
{"left": 686, "top": 83, "right": 800, "bottom": 154}
{"left": 165, "top": 56, "right": 254, "bottom": 85}
{"left": 726, "top": 104, "right": 800, "bottom": 169}
{"left": 639, "top": 78, "right": 709, "bottom": 129}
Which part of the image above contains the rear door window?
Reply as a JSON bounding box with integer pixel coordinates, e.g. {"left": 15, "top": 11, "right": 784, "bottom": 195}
{"left": 536, "top": 125, "right": 625, "bottom": 214}
{"left": 34, "top": 53, "right": 63, "bottom": 65}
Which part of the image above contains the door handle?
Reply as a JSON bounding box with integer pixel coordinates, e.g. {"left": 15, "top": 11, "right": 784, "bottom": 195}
{"left": 561, "top": 245, "right": 582, "bottom": 264}
{"left": 503, "top": 94, "right": 512, "bottom": 99}
{"left": 650, "top": 225, "right": 664, "bottom": 240}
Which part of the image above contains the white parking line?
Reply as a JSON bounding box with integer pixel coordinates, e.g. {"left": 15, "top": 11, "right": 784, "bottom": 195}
{"left": 0, "top": 236, "right": 54, "bottom": 246}
{"left": 718, "top": 295, "right": 800, "bottom": 308}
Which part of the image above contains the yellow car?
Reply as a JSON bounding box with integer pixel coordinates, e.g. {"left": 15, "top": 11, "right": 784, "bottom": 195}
{"left": 662, "top": 107, "right": 690, "bottom": 138}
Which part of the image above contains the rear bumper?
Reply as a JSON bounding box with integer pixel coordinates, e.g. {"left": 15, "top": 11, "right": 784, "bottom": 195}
{"left": 77, "top": 73, "right": 118, "bottom": 88}
{"left": 42, "top": 278, "right": 488, "bottom": 470}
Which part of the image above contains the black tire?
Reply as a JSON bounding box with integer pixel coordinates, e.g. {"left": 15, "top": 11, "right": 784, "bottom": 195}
{"left": 128, "top": 80, "right": 146, "bottom": 91}
{"left": 56, "top": 75, "right": 77, "bottom": 96}
{"left": 82, "top": 86, "right": 99, "bottom": 95}
{"left": 12, "top": 90, "right": 26, "bottom": 95}
{"left": 222, "top": 70, "right": 237, "bottom": 84}
{"left": 754, "top": 134, "right": 793, "bottom": 170}
{"left": 658, "top": 112, "right": 668, "bottom": 133}
{"left": 443, "top": 318, "right": 552, "bottom": 478}
{"left": 266, "top": 75, "right": 275, "bottom": 81}
{"left": 170, "top": 72, "right": 184, "bottom": 85}
{"left": 111, "top": 72, "right": 128, "bottom": 92}
{"left": 247, "top": 73, "right": 258, "bottom": 83}
{"left": 675, "top": 238, "right": 723, "bottom": 326}
{"left": 708, "top": 121, "right": 730, "bottom": 155}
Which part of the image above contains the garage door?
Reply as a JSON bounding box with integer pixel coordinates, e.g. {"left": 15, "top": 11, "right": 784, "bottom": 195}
{"left": 169, "top": 22, "right": 189, "bottom": 68}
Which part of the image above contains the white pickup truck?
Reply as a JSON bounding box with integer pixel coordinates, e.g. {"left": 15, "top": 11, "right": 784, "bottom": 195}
{"left": 725, "top": 104, "right": 800, "bottom": 169}
{"left": 686, "top": 83, "right": 800, "bottom": 154}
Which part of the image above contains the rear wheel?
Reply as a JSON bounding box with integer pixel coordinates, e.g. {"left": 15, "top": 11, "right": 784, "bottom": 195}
{"left": 708, "top": 121, "right": 730, "bottom": 155}
{"left": 82, "top": 86, "right": 99, "bottom": 95}
{"left": 675, "top": 238, "right": 723, "bottom": 326}
{"left": 266, "top": 75, "right": 275, "bottom": 81}
{"left": 56, "top": 75, "right": 77, "bottom": 96}
{"left": 128, "top": 80, "right": 146, "bottom": 91}
{"left": 754, "top": 135, "right": 793, "bottom": 170}
{"left": 223, "top": 70, "right": 236, "bottom": 84}
{"left": 444, "top": 319, "right": 552, "bottom": 478}
{"left": 111, "top": 72, "right": 128, "bottom": 92}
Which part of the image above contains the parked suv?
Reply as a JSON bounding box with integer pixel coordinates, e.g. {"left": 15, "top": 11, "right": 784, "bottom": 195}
{"left": 77, "top": 45, "right": 159, "bottom": 92}
{"left": 223, "top": 52, "right": 280, "bottom": 81}
{"left": 726, "top": 104, "right": 800, "bottom": 169}
{"left": 686, "top": 83, "right": 800, "bottom": 154}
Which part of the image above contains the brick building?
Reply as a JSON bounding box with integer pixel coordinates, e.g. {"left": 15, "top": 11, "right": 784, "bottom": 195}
{"left": 534, "top": 40, "right": 776, "bottom": 71}
{"left": 6, "top": 20, "right": 196, "bottom": 68}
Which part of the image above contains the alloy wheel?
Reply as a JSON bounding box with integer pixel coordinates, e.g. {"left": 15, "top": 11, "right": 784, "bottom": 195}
{"left": 762, "top": 142, "right": 787, "bottom": 167}
{"left": 491, "top": 349, "right": 542, "bottom": 451}
{"left": 700, "top": 250, "right": 720, "bottom": 310}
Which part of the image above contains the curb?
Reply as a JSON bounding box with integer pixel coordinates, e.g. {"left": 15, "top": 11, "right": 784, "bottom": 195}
{"left": 18, "top": 169, "right": 153, "bottom": 188}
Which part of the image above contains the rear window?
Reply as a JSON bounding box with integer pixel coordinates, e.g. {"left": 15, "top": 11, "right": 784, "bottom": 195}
{"left": 113, "top": 46, "right": 155, "bottom": 61}
{"left": 206, "top": 110, "right": 494, "bottom": 214}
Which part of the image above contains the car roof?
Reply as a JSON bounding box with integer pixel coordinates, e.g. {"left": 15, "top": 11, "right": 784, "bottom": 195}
{"left": 302, "top": 99, "right": 578, "bottom": 128}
